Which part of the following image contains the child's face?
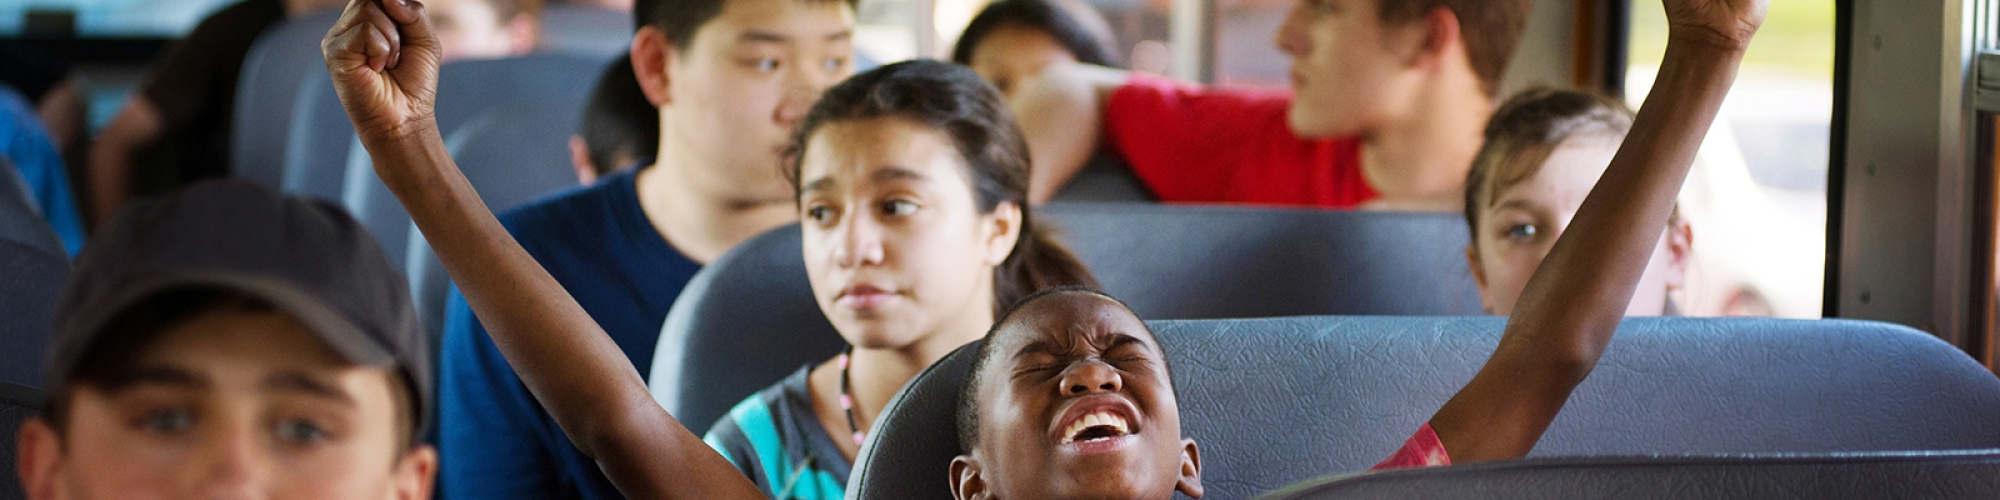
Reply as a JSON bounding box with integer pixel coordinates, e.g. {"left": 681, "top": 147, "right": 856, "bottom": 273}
{"left": 952, "top": 293, "right": 1201, "bottom": 500}
{"left": 1470, "top": 135, "right": 1690, "bottom": 316}
{"left": 797, "top": 117, "right": 1022, "bottom": 354}
{"left": 425, "top": 0, "right": 535, "bottom": 61}
{"left": 17, "top": 308, "right": 435, "bottom": 500}
{"left": 645, "top": 0, "right": 856, "bottom": 203}
{"left": 967, "top": 24, "right": 1079, "bottom": 97}
{"left": 1274, "top": 0, "right": 1428, "bottom": 138}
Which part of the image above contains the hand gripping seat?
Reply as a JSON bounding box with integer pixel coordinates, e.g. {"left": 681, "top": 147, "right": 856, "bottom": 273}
{"left": 1259, "top": 451, "right": 2000, "bottom": 500}
{"left": 848, "top": 317, "right": 2000, "bottom": 499}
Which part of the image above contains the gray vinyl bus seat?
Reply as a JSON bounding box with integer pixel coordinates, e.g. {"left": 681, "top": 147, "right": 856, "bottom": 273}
{"left": 0, "top": 157, "right": 69, "bottom": 388}
{"left": 649, "top": 206, "right": 1484, "bottom": 433}
{"left": 1040, "top": 203, "right": 1482, "bottom": 318}
{"left": 0, "top": 239, "right": 67, "bottom": 388}
{"left": 847, "top": 317, "right": 2000, "bottom": 500}
{"left": 282, "top": 76, "right": 358, "bottom": 202}
{"left": 536, "top": 5, "right": 633, "bottom": 57}
{"left": 1, "top": 382, "right": 44, "bottom": 500}
{"left": 0, "top": 156, "right": 63, "bottom": 257}
{"left": 231, "top": 7, "right": 342, "bottom": 188}
{"left": 647, "top": 227, "right": 847, "bottom": 433}
{"left": 1258, "top": 451, "right": 2000, "bottom": 500}
{"left": 339, "top": 54, "right": 607, "bottom": 271}
{"left": 1048, "top": 154, "right": 1155, "bottom": 202}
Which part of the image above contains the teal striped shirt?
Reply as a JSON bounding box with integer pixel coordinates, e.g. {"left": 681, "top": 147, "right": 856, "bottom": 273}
{"left": 704, "top": 366, "right": 851, "bottom": 499}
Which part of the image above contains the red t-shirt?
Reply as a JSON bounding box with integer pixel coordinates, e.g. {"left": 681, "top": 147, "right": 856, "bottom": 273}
{"left": 1371, "top": 423, "right": 1453, "bottom": 470}
{"left": 1103, "top": 73, "right": 1378, "bottom": 208}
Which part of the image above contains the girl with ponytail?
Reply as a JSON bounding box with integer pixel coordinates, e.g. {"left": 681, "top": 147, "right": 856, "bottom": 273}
{"left": 701, "top": 59, "right": 1097, "bottom": 499}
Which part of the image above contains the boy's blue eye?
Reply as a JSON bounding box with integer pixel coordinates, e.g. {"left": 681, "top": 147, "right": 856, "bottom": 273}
{"left": 1505, "top": 224, "right": 1538, "bottom": 241}
{"left": 277, "top": 419, "right": 328, "bottom": 444}
{"left": 753, "top": 59, "right": 779, "bottom": 72}
{"left": 825, "top": 58, "right": 847, "bottom": 72}
{"left": 140, "top": 409, "right": 194, "bottom": 434}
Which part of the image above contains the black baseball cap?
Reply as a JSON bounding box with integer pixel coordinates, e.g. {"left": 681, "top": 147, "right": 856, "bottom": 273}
{"left": 46, "top": 180, "right": 430, "bottom": 435}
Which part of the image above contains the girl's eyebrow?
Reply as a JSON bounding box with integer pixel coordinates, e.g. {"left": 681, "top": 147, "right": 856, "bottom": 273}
{"left": 869, "top": 166, "right": 929, "bottom": 184}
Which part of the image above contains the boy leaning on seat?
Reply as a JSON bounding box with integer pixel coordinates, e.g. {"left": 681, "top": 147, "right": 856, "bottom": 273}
{"left": 320, "top": 0, "right": 1764, "bottom": 499}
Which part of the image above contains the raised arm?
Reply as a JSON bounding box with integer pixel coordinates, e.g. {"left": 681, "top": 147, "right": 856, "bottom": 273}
{"left": 319, "top": 1, "right": 761, "bottom": 498}
{"left": 1012, "top": 62, "right": 1125, "bottom": 203}
{"left": 1426, "top": 0, "right": 1767, "bottom": 463}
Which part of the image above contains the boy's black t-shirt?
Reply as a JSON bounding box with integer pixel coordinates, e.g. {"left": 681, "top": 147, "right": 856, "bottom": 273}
{"left": 137, "top": 0, "right": 285, "bottom": 189}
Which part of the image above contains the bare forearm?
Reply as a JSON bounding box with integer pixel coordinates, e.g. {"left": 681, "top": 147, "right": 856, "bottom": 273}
{"left": 85, "top": 103, "right": 158, "bottom": 224}
{"left": 1017, "top": 64, "right": 1123, "bottom": 203}
{"left": 359, "top": 128, "right": 762, "bottom": 500}
{"left": 1429, "top": 39, "right": 1746, "bottom": 463}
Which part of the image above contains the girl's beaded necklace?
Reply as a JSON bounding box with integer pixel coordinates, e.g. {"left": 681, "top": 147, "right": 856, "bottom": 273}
{"left": 837, "top": 347, "right": 866, "bottom": 446}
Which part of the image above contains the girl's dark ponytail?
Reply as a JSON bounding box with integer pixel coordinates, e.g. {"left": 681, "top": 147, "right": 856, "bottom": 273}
{"left": 994, "top": 215, "right": 1098, "bottom": 315}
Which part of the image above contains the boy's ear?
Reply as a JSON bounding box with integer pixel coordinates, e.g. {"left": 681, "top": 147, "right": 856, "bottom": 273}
{"left": 1409, "top": 6, "right": 1463, "bottom": 70}
{"left": 1663, "top": 218, "right": 1694, "bottom": 289}
{"left": 1176, "top": 438, "right": 1204, "bottom": 498}
{"left": 983, "top": 201, "right": 1024, "bottom": 267}
{"left": 950, "top": 455, "right": 991, "bottom": 500}
{"left": 631, "top": 27, "right": 676, "bottom": 107}
{"left": 392, "top": 445, "right": 440, "bottom": 500}
{"left": 1466, "top": 244, "right": 1495, "bottom": 314}
{"left": 569, "top": 136, "right": 599, "bottom": 185}
{"left": 18, "top": 417, "right": 65, "bottom": 500}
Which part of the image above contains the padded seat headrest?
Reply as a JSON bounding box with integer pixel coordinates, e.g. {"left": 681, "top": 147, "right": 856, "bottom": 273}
{"left": 848, "top": 317, "right": 2000, "bottom": 499}
{"left": 1260, "top": 451, "right": 2000, "bottom": 500}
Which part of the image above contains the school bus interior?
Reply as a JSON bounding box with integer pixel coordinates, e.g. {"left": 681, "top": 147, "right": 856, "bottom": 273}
{"left": 2, "top": 0, "right": 2000, "bottom": 498}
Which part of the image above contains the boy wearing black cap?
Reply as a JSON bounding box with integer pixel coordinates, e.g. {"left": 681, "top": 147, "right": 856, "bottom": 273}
{"left": 15, "top": 181, "right": 436, "bottom": 499}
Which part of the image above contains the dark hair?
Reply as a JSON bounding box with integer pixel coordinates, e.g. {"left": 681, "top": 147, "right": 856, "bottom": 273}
{"left": 1463, "top": 87, "right": 1634, "bottom": 246}
{"left": 579, "top": 53, "right": 659, "bottom": 176}
{"left": 45, "top": 288, "right": 423, "bottom": 452}
{"left": 950, "top": 0, "right": 1120, "bottom": 68}
{"left": 788, "top": 60, "right": 1099, "bottom": 315}
{"left": 955, "top": 287, "right": 1165, "bottom": 452}
{"left": 1373, "top": 0, "right": 1530, "bottom": 96}
{"left": 636, "top": 0, "right": 858, "bottom": 51}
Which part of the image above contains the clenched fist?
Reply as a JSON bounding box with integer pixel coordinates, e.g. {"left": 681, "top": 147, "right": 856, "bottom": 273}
{"left": 323, "top": 0, "right": 443, "bottom": 146}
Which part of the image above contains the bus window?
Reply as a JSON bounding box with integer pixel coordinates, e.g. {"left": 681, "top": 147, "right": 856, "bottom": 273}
{"left": 1627, "top": 0, "right": 1833, "bottom": 319}
{"left": 0, "top": 0, "right": 240, "bottom": 37}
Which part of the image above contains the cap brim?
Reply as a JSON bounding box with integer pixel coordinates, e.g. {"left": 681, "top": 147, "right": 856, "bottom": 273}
{"left": 69, "top": 272, "right": 397, "bottom": 369}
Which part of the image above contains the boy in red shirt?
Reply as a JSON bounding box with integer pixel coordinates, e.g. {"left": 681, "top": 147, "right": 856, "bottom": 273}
{"left": 1014, "top": 0, "right": 1529, "bottom": 211}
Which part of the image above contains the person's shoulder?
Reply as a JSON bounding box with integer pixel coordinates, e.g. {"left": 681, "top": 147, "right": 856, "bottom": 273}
{"left": 495, "top": 170, "right": 638, "bottom": 241}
